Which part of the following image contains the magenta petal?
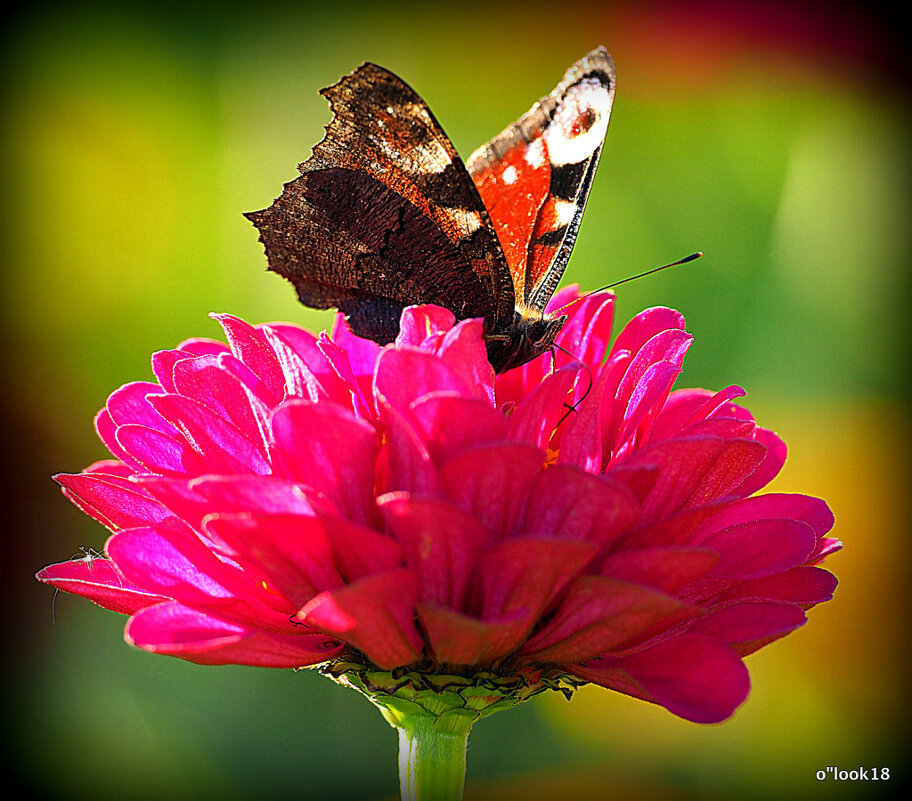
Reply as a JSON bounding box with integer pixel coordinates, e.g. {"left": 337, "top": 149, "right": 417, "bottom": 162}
{"left": 269, "top": 400, "right": 378, "bottom": 522}
{"left": 171, "top": 353, "right": 264, "bottom": 438}
{"left": 694, "top": 493, "right": 834, "bottom": 542}
{"left": 203, "top": 513, "right": 343, "bottom": 608}
{"left": 258, "top": 325, "right": 328, "bottom": 403}
{"left": 700, "top": 518, "right": 816, "bottom": 579}
{"left": 521, "top": 576, "right": 700, "bottom": 663}
{"left": 514, "top": 467, "right": 638, "bottom": 546}
{"left": 148, "top": 393, "right": 270, "bottom": 475}
{"left": 316, "top": 511, "right": 403, "bottom": 582}
{"left": 107, "top": 524, "right": 288, "bottom": 627}
{"left": 472, "top": 537, "right": 598, "bottom": 633}
{"left": 375, "top": 397, "right": 440, "bottom": 495}
{"left": 36, "top": 558, "right": 168, "bottom": 615}
{"left": 572, "top": 633, "right": 750, "bottom": 723}
{"left": 55, "top": 472, "right": 170, "bottom": 531}
{"left": 95, "top": 408, "right": 145, "bottom": 472}
{"left": 409, "top": 395, "right": 506, "bottom": 466}
{"left": 379, "top": 493, "right": 489, "bottom": 610}
{"left": 610, "top": 307, "right": 686, "bottom": 360}
{"left": 375, "top": 347, "right": 475, "bottom": 413}
{"left": 298, "top": 569, "right": 422, "bottom": 670}
{"left": 440, "top": 443, "right": 545, "bottom": 538}
{"left": 598, "top": 547, "right": 719, "bottom": 594}
{"left": 614, "top": 436, "right": 768, "bottom": 526}
{"left": 211, "top": 313, "right": 286, "bottom": 406}
{"left": 126, "top": 602, "right": 341, "bottom": 667}
{"left": 557, "top": 359, "right": 617, "bottom": 471}
{"left": 396, "top": 305, "right": 457, "bottom": 347}
{"left": 714, "top": 566, "right": 838, "bottom": 606}
{"left": 688, "top": 600, "right": 807, "bottom": 650}
{"left": 508, "top": 365, "right": 579, "bottom": 451}
{"left": 417, "top": 603, "right": 528, "bottom": 667}
{"left": 734, "top": 426, "right": 787, "bottom": 496}
{"left": 435, "top": 318, "right": 496, "bottom": 404}
{"left": 106, "top": 381, "right": 174, "bottom": 433}
{"left": 116, "top": 424, "right": 206, "bottom": 476}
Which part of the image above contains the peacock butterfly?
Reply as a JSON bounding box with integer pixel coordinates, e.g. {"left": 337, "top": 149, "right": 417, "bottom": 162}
{"left": 246, "top": 47, "right": 615, "bottom": 373}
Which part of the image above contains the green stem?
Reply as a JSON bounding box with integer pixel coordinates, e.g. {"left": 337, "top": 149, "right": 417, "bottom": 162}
{"left": 395, "top": 710, "right": 473, "bottom": 801}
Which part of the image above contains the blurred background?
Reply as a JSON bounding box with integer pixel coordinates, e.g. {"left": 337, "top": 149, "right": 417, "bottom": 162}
{"left": 3, "top": 1, "right": 908, "bottom": 799}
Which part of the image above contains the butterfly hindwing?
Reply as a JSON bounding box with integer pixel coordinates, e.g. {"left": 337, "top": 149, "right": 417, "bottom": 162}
{"left": 467, "top": 47, "right": 615, "bottom": 313}
{"left": 246, "top": 63, "right": 515, "bottom": 342}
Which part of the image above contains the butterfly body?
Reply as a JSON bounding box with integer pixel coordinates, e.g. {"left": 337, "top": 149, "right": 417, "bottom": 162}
{"left": 247, "top": 48, "right": 615, "bottom": 372}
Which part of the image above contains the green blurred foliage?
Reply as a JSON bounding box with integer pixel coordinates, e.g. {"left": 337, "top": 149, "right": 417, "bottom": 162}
{"left": 3, "top": 2, "right": 908, "bottom": 800}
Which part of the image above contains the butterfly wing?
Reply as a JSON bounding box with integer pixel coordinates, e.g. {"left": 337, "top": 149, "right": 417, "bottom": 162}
{"left": 467, "top": 47, "right": 615, "bottom": 314}
{"left": 246, "top": 63, "right": 515, "bottom": 343}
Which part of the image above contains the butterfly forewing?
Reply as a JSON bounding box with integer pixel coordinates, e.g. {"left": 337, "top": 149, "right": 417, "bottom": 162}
{"left": 246, "top": 63, "right": 515, "bottom": 342}
{"left": 467, "top": 47, "right": 615, "bottom": 313}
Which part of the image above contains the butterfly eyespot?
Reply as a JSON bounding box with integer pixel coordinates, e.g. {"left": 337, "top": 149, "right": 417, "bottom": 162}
{"left": 247, "top": 48, "right": 615, "bottom": 374}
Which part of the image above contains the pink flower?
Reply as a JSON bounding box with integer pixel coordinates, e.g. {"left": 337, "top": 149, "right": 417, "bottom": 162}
{"left": 37, "top": 291, "right": 838, "bottom": 723}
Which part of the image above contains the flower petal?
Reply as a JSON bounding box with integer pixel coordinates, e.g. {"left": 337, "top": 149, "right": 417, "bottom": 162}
{"left": 298, "top": 569, "right": 422, "bottom": 669}
{"left": 126, "top": 602, "right": 341, "bottom": 667}
{"left": 379, "top": 493, "right": 489, "bottom": 610}
{"left": 36, "top": 558, "right": 167, "bottom": 615}
{"left": 571, "top": 633, "right": 750, "bottom": 723}
{"left": 521, "top": 576, "right": 701, "bottom": 663}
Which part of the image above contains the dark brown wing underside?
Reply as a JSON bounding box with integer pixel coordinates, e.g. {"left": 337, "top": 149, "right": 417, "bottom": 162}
{"left": 246, "top": 167, "right": 497, "bottom": 343}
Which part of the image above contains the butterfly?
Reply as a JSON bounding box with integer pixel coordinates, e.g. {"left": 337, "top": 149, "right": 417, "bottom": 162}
{"left": 246, "top": 47, "right": 615, "bottom": 373}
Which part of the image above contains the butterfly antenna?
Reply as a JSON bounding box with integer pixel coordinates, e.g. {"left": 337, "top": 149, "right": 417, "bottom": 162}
{"left": 551, "top": 252, "right": 703, "bottom": 316}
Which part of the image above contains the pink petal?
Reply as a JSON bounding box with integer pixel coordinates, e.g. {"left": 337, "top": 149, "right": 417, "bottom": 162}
{"left": 571, "top": 633, "right": 750, "bottom": 723}
{"left": 598, "top": 547, "right": 719, "bottom": 594}
{"left": 408, "top": 395, "right": 506, "bottom": 466}
{"left": 151, "top": 349, "right": 193, "bottom": 393}
{"left": 203, "top": 513, "right": 343, "bottom": 608}
{"left": 298, "top": 569, "right": 422, "bottom": 670}
{"left": 259, "top": 324, "right": 329, "bottom": 402}
{"left": 713, "top": 566, "right": 838, "bottom": 607}
{"left": 395, "top": 304, "right": 456, "bottom": 347}
{"left": 126, "top": 602, "right": 341, "bottom": 667}
{"left": 316, "top": 510, "right": 404, "bottom": 582}
{"left": 148, "top": 394, "right": 270, "bottom": 475}
{"left": 211, "top": 313, "right": 286, "bottom": 406}
{"left": 171, "top": 353, "right": 266, "bottom": 438}
{"left": 513, "top": 467, "right": 639, "bottom": 546}
{"left": 269, "top": 400, "right": 378, "bottom": 522}
{"left": 107, "top": 523, "right": 290, "bottom": 628}
{"left": 115, "top": 424, "right": 205, "bottom": 476}
{"left": 36, "top": 558, "right": 168, "bottom": 615}
{"left": 612, "top": 436, "right": 768, "bottom": 526}
{"left": 55, "top": 472, "right": 170, "bottom": 531}
{"left": 106, "top": 381, "right": 175, "bottom": 435}
{"left": 95, "top": 408, "right": 146, "bottom": 472}
{"left": 440, "top": 443, "right": 545, "bottom": 539}
{"left": 699, "top": 519, "right": 816, "bottom": 579}
{"left": 375, "top": 347, "right": 476, "bottom": 414}
{"left": 379, "top": 493, "right": 489, "bottom": 610}
{"left": 435, "top": 318, "right": 495, "bottom": 404}
{"left": 507, "top": 365, "right": 579, "bottom": 451}
{"left": 471, "top": 537, "right": 599, "bottom": 646}
{"left": 520, "top": 576, "right": 701, "bottom": 663}
{"left": 416, "top": 602, "right": 529, "bottom": 666}
{"left": 375, "top": 398, "right": 440, "bottom": 495}
{"left": 688, "top": 600, "right": 806, "bottom": 651}
{"left": 609, "top": 307, "right": 686, "bottom": 361}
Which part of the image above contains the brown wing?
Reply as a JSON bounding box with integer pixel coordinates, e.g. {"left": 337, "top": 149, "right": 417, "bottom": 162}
{"left": 467, "top": 48, "right": 615, "bottom": 313}
{"left": 246, "top": 63, "right": 516, "bottom": 342}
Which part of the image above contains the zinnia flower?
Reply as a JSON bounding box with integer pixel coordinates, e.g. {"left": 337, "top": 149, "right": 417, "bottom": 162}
{"left": 38, "top": 289, "right": 838, "bottom": 797}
